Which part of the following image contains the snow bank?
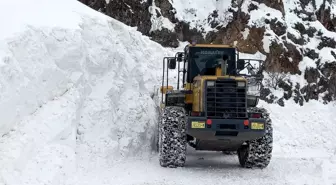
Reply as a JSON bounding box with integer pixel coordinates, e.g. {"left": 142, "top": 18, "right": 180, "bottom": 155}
{"left": 0, "top": 0, "right": 177, "bottom": 184}
{"left": 0, "top": 0, "right": 104, "bottom": 137}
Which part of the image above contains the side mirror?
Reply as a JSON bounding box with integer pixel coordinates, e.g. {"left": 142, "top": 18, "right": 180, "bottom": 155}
{"left": 237, "top": 59, "right": 245, "bottom": 70}
{"left": 168, "top": 59, "right": 176, "bottom": 69}
{"left": 177, "top": 53, "right": 183, "bottom": 62}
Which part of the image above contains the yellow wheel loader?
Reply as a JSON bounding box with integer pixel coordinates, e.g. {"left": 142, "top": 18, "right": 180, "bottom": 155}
{"left": 157, "top": 43, "right": 273, "bottom": 169}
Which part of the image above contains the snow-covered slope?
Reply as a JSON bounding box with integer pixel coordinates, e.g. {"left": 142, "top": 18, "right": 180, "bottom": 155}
{"left": 149, "top": 0, "right": 336, "bottom": 104}
{"left": 0, "top": 0, "right": 336, "bottom": 185}
{"left": 0, "top": 0, "right": 176, "bottom": 184}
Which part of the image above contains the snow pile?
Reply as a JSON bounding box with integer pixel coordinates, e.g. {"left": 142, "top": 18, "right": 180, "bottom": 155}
{"left": 0, "top": 0, "right": 177, "bottom": 184}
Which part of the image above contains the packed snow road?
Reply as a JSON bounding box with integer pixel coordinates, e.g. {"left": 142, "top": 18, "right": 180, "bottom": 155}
{"left": 70, "top": 150, "right": 334, "bottom": 185}
{"left": 79, "top": 149, "right": 332, "bottom": 185}
{"left": 70, "top": 100, "right": 336, "bottom": 185}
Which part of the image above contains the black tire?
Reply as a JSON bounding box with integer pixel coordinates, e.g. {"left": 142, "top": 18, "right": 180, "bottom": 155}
{"left": 237, "top": 107, "right": 273, "bottom": 169}
{"left": 159, "top": 106, "right": 187, "bottom": 168}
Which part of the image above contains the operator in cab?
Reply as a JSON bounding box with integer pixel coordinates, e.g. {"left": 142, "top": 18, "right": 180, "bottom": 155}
{"left": 202, "top": 54, "right": 235, "bottom": 76}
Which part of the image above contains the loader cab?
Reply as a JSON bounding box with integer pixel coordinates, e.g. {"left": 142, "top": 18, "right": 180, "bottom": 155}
{"left": 182, "top": 44, "right": 241, "bottom": 84}
{"left": 166, "top": 44, "right": 246, "bottom": 89}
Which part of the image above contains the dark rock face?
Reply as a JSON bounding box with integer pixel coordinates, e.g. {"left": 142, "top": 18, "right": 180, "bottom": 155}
{"left": 292, "top": 0, "right": 316, "bottom": 21}
{"left": 205, "top": 11, "right": 266, "bottom": 54}
{"left": 264, "top": 41, "right": 302, "bottom": 75}
{"left": 260, "top": 87, "right": 277, "bottom": 104}
{"left": 278, "top": 79, "right": 292, "bottom": 100}
{"left": 79, "top": 0, "right": 105, "bottom": 11}
{"left": 174, "top": 21, "right": 206, "bottom": 44}
{"left": 150, "top": 28, "right": 179, "bottom": 47}
{"left": 78, "top": 0, "right": 152, "bottom": 37}
{"left": 270, "top": 19, "right": 287, "bottom": 36}
{"left": 304, "top": 68, "right": 319, "bottom": 83}
{"left": 305, "top": 48, "right": 319, "bottom": 60}
{"left": 317, "top": 36, "right": 336, "bottom": 50}
{"left": 287, "top": 32, "right": 305, "bottom": 45}
{"left": 316, "top": 0, "right": 336, "bottom": 32}
{"left": 294, "top": 83, "right": 304, "bottom": 106}
{"left": 154, "top": 0, "right": 176, "bottom": 23}
{"left": 78, "top": 0, "right": 336, "bottom": 105}
{"left": 105, "top": 1, "right": 153, "bottom": 34}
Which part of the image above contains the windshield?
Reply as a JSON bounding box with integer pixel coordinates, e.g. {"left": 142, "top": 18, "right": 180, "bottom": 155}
{"left": 187, "top": 47, "right": 236, "bottom": 82}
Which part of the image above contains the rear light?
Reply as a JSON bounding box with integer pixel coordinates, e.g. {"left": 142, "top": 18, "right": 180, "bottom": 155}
{"left": 251, "top": 113, "right": 261, "bottom": 118}
{"left": 243, "top": 120, "right": 249, "bottom": 126}
{"left": 206, "top": 119, "right": 212, "bottom": 125}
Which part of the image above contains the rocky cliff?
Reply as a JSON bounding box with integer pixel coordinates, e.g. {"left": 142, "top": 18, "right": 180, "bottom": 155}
{"left": 79, "top": 0, "right": 336, "bottom": 106}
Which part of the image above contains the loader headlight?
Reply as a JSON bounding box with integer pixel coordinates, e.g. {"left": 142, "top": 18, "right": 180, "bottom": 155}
{"left": 207, "top": 81, "right": 215, "bottom": 87}
{"left": 237, "top": 81, "right": 245, "bottom": 87}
